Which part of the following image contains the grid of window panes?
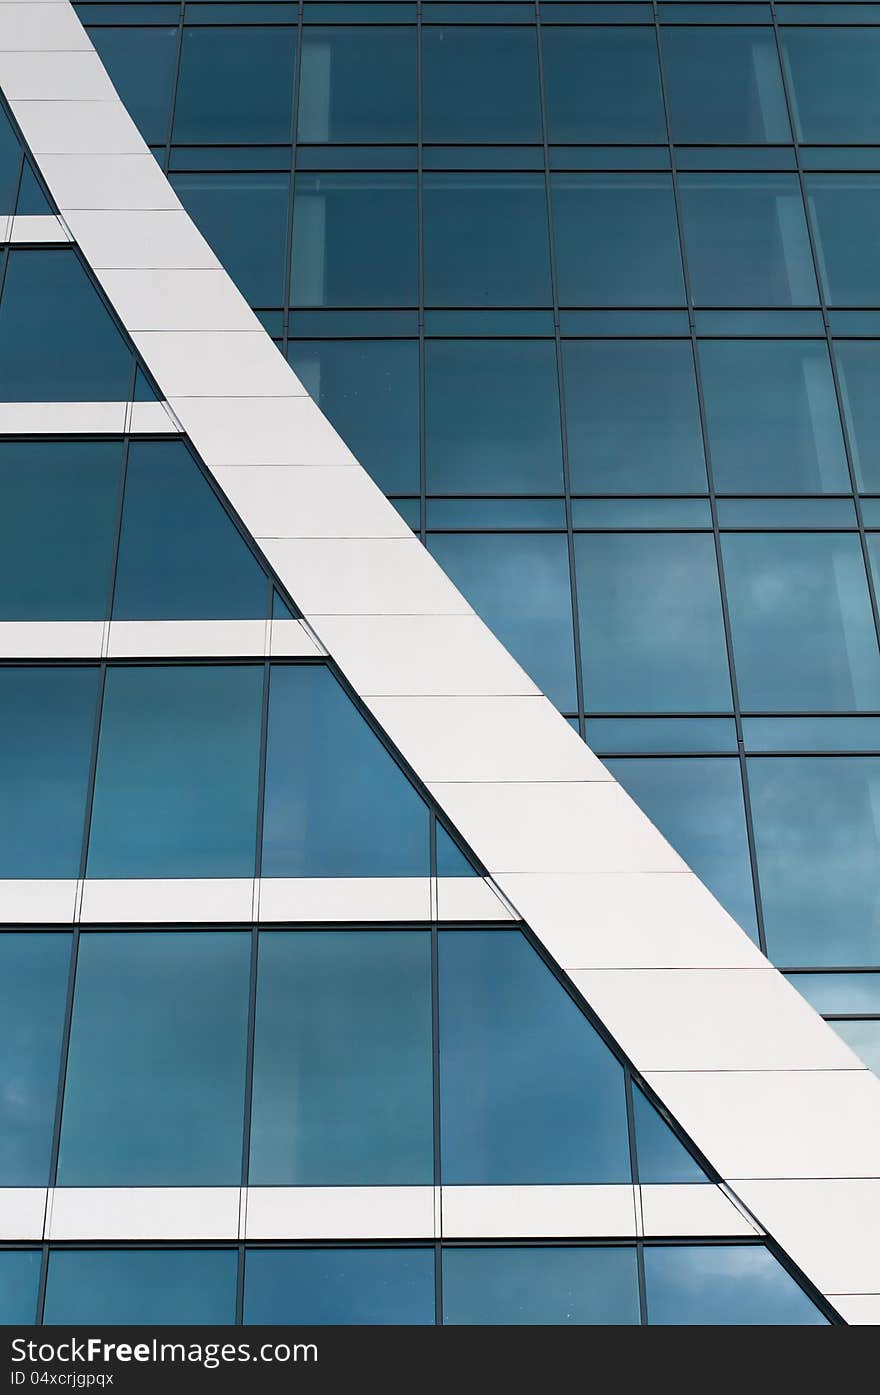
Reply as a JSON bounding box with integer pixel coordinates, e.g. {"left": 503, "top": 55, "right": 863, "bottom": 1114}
{"left": 0, "top": 1239, "right": 828, "bottom": 1325}
{"left": 71, "top": 2, "right": 880, "bottom": 1038}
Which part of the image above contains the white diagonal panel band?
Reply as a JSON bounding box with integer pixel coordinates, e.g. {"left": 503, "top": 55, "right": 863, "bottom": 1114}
{"left": 1, "top": 3, "right": 876, "bottom": 1314}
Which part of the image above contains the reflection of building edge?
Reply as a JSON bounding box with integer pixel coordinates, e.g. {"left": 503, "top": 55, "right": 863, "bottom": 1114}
{"left": 0, "top": 0, "right": 877, "bottom": 1325}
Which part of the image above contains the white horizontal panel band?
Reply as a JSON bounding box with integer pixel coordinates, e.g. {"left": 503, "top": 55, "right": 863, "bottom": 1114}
{"left": 0, "top": 618, "right": 318, "bottom": 660}
{"left": 0, "top": 1185, "right": 769, "bottom": 1242}
{"left": 434, "top": 877, "right": 513, "bottom": 922}
{"left": 0, "top": 621, "right": 104, "bottom": 658}
{"left": 78, "top": 878, "right": 257, "bottom": 924}
{"left": 0, "top": 880, "right": 77, "bottom": 923}
{"left": 0, "top": 400, "right": 179, "bottom": 433}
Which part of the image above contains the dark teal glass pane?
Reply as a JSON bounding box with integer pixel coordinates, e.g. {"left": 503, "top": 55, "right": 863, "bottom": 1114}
{"left": 58, "top": 931, "right": 249, "bottom": 1185}
{"left": 88, "top": 27, "right": 178, "bottom": 143}
{"left": 576, "top": 534, "right": 732, "bottom": 712}
{"left": 439, "top": 930, "right": 631, "bottom": 1184}
{"left": 287, "top": 339, "right": 419, "bottom": 494}
{"left": 436, "top": 822, "right": 478, "bottom": 877}
{"left": 0, "top": 250, "right": 132, "bottom": 400}
{"left": 679, "top": 175, "right": 818, "bottom": 306}
{"left": 425, "top": 340, "right": 563, "bottom": 493}
{"left": 291, "top": 174, "right": 418, "bottom": 307}
{"left": 662, "top": 27, "right": 790, "bottom": 143}
{"left": 0, "top": 933, "right": 70, "bottom": 1186}
{"left": 442, "top": 1247, "right": 640, "bottom": 1325}
{"left": 749, "top": 755, "right": 880, "bottom": 966}
{"left": 173, "top": 26, "right": 298, "bottom": 142}
{"left": 423, "top": 174, "right": 552, "bottom": 307}
{"left": 700, "top": 340, "right": 849, "bottom": 493}
{"left": 112, "top": 440, "right": 269, "bottom": 620}
{"left": 244, "top": 1248, "right": 435, "bottom": 1325}
{"left": 428, "top": 533, "right": 577, "bottom": 711}
{"left": 250, "top": 931, "right": 433, "bottom": 1184}
{"left": 644, "top": 1245, "right": 826, "bottom": 1325}
{"left": 0, "top": 440, "right": 121, "bottom": 620}
{"left": 422, "top": 27, "right": 541, "bottom": 142}
{"left": 542, "top": 27, "right": 665, "bottom": 143}
{"left": 783, "top": 29, "right": 880, "bottom": 144}
{"left": 14, "top": 161, "right": 51, "bottom": 216}
{"left": 633, "top": 1087, "right": 706, "bottom": 1184}
{"left": 723, "top": 533, "right": 880, "bottom": 711}
{"left": 836, "top": 342, "right": 880, "bottom": 492}
{"left": 608, "top": 757, "right": 758, "bottom": 939}
{"left": 299, "top": 26, "right": 416, "bottom": 141}
{"left": 0, "top": 1251, "right": 40, "bottom": 1324}
{"left": 807, "top": 176, "right": 880, "bottom": 307}
{"left": 562, "top": 340, "right": 706, "bottom": 493}
{"left": 552, "top": 175, "right": 684, "bottom": 307}
{"left": 44, "top": 1249, "right": 238, "bottom": 1325}
{"left": 262, "top": 665, "right": 430, "bottom": 877}
{"left": 171, "top": 173, "right": 289, "bottom": 306}
{"left": 0, "top": 104, "right": 21, "bottom": 209}
{"left": 0, "top": 666, "right": 99, "bottom": 878}
{"left": 272, "top": 589, "right": 296, "bottom": 620}
{"left": 87, "top": 665, "right": 263, "bottom": 877}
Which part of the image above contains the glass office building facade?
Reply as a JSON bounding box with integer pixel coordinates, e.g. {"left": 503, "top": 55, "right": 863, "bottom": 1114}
{"left": 0, "top": 0, "right": 878, "bottom": 1326}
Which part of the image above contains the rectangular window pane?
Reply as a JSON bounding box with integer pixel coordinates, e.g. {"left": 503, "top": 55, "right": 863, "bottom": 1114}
{"left": 58, "top": 931, "right": 250, "bottom": 1184}
{"left": 679, "top": 174, "right": 818, "bottom": 307}
{"left": 783, "top": 29, "right": 880, "bottom": 143}
{"left": 291, "top": 174, "right": 418, "bottom": 307}
{"left": 428, "top": 532, "right": 577, "bottom": 711}
{"left": 87, "top": 665, "right": 263, "bottom": 877}
{"left": 552, "top": 175, "right": 685, "bottom": 307}
{"left": 576, "top": 533, "right": 732, "bottom": 712}
{"left": 835, "top": 341, "right": 880, "bottom": 492}
{"left": 88, "top": 26, "right": 177, "bottom": 144}
{"left": 0, "top": 1252, "right": 40, "bottom": 1324}
{"left": 0, "top": 666, "right": 99, "bottom": 878}
{"left": 249, "top": 931, "right": 433, "bottom": 1185}
{"left": 442, "top": 1247, "right": 640, "bottom": 1325}
{"left": 298, "top": 27, "right": 416, "bottom": 142}
{"left": 244, "top": 1248, "right": 435, "bottom": 1324}
{"left": 808, "top": 175, "right": 880, "bottom": 307}
{"left": 173, "top": 26, "right": 298, "bottom": 142}
{"left": 661, "top": 27, "right": 790, "bottom": 143}
{"left": 722, "top": 533, "right": 880, "bottom": 711}
{"left": 44, "top": 1250, "right": 238, "bottom": 1325}
{"left": 0, "top": 933, "right": 70, "bottom": 1185}
{"left": 644, "top": 1245, "right": 825, "bottom": 1325}
{"left": 542, "top": 27, "right": 665, "bottom": 143}
{"left": 749, "top": 756, "right": 880, "bottom": 966}
{"left": 170, "top": 173, "right": 289, "bottom": 307}
{"left": 423, "top": 174, "right": 552, "bottom": 307}
{"left": 422, "top": 27, "right": 541, "bottom": 142}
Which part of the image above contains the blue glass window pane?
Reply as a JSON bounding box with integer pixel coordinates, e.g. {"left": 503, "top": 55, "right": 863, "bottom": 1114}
{"left": 679, "top": 175, "right": 818, "bottom": 307}
{"left": 44, "top": 1249, "right": 238, "bottom": 1325}
{"left": 542, "top": 27, "right": 665, "bottom": 143}
{"left": 14, "top": 160, "right": 51, "bottom": 216}
{"left": 0, "top": 1251, "right": 40, "bottom": 1324}
{"left": 170, "top": 173, "right": 289, "bottom": 307}
{"left": 807, "top": 176, "right": 880, "bottom": 308}
{"left": 0, "top": 439, "right": 121, "bottom": 620}
{"left": 0, "top": 934, "right": 70, "bottom": 1186}
{"left": 699, "top": 340, "right": 849, "bottom": 493}
{"left": 662, "top": 27, "right": 790, "bottom": 143}
{"left": 552, "top": 175, "right": 685, "bottom": 307}
{"left": 633, "top": 1087, "right": 706, "bottom": 1184}
{"left": 436, "top": 822, "right": 478, "bottom": 876}
{"left": 829, "top": 1019, "right": 880, "bottom": 1076}
{"left": 0, "top": 104, "right": 22, "bottom": 209}
{"left": 425, "top": 340, "right": 563, "bottom": 493}
{"left": 250, "top": 932, "right": 432, "bottom": 1185}
{"left": 442, "top": 1247, "right": 640, "bottom": 1325}
{"left": 244, "top": 1248, "right": 435, "bottom": 1325}
{"left": 112, "top": 440, "right": 269, "bottom": 620}
{"left": 723, "top": 533, "right": 880, "bottom": 711}
{"left": 562, "top": 340, "right": 706, "bottom": 493}
{"left": 749, "top": 756, "right": 880, "bottom": 966}
{"left": 783, "top": 29, "right": 880, "bottom": 144}
{"left": 291, "top": 174, "right": 418, "bottom": 307}
{"left": 608, "top": 757, "right": 757, "bottom": 936}
{"left": 788, "top": 972, "right": 880, "bottom": 1015}
{"left": 0, "top": 250, "right": 132, "bottom": 401}
{"left": 422, "top": 27, "right": 541, "bottom": 142}
{"left": 836, "top": 342, "right": 880, "bottom": 493}
{"left": 262, "top": 665, "right": 430, "bottom": 877}
{"left": 644, "top": 1245, "right": 826, "bottom": 1325}
{"left": 576, "top": 534, "right": 732, "bottom": 712}
{"left": 299, "top": 26, "right": 416, "bottom": 142}
{"left": 88, "top": 27, "right": 178, "bottom": 143}
{"left": 58, "top": 931, "right": 249, "bottom": 1185}
{"left": 423, "top": 174, "right": 552, "bottom": 307}
{"left": 287, "top": 339, "right": 419, "bottom": 494}
{"left": 0, "top": 666, "right": 99, "bottom": 878}
{"left": 439, "top": 930, "right": 631, "bottom": 1184}
{"left": 87, "top": 665, "right": 263, "bottom": 878}
{"left": 173, "top": 26, "right": 298, "bottom": 142}
{"left": 428, "top": 533, "right": 577, "bottom": 711}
